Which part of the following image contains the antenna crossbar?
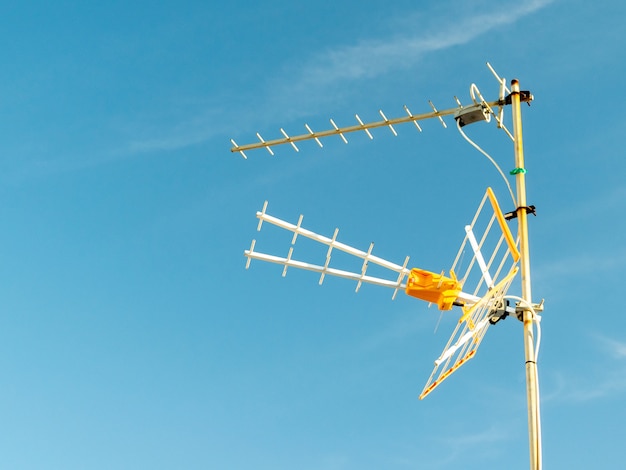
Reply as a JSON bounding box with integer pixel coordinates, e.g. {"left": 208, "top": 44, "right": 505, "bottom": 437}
{"left": 244, "top": 249, "right": 408, "bottom": 290}
{"left": 256, "top": 210, "right": 409, "bottom": 273}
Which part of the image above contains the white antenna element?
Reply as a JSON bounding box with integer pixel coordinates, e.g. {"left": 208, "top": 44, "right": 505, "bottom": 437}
{"left": 452, "top": 188, "right": 519, "bottom": 298}
{"left": 403, "top": 105, "right": 423, "bottom": 132}
{"left": 230, "top": 139, "right": 247, "bottom": 159}
{"left": 379, "top": 110, "right": 398, "bottom": 136}
{"left": 465, "top": 225, "right": 494, "bottom": 289}
{"left": 257, "top": 200, "right": 269, "bottom": 231}
{"left": 428, "top": 100, "right": 447, "bottom": 128}
{"left": 355, "top": 114, "right": 374, "bottom": 140}
{"left": 319, "top": 228, "right": 339, "bottom": 285}
{"left": 256, "top": 132, "right": 274, "bottom": 156}
{"left": 356, "top": 243, "right": 375, "bottom": 292}
{"left": 245, "top": 203, "right": 414, "bottom": 300}
{"left": 305, "top": 123, "right": 324, "bottom": 147}
{"left": 487, "top": 61, "right": 511, "bottom": 96}
{"left": 280, "top": 128, "right": 299, "bottom": 152}
{"left": 330, "top": 118, "right": 349, "bottom": 144}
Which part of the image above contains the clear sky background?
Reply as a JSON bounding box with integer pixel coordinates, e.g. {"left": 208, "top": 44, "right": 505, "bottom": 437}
{"left": 1, "top": 0, "right": 625, "bottom": 468}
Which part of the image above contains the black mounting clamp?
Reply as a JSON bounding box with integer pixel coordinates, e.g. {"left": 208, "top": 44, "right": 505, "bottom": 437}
{"left": 504, "top": 205, "right": 537, "bottom": 221}
{"left": 502, "top": 90, "right": 534, "bottom": 106}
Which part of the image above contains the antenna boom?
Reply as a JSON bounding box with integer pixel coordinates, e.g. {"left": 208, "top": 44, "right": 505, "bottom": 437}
{"left": 231, "top": 99, "right": 504, "bottom": 154}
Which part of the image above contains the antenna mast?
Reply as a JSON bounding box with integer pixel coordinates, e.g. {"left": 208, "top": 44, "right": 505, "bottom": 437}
{"left": 511, "top": 79, "right": 542, "bottom": 470}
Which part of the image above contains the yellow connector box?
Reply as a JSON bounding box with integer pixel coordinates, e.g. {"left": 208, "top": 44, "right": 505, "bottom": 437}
{"left": 405, "top": 268, "right": 462, "bottom": 310}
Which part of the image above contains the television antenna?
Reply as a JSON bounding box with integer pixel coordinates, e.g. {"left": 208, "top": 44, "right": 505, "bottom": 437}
{"left": 232, "top": 63, "right": 543, "bottom": 470}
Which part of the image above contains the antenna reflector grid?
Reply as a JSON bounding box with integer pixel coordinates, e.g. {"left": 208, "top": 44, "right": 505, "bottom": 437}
{"left": 419, "top": 266, "right": 518, "bottom": 399}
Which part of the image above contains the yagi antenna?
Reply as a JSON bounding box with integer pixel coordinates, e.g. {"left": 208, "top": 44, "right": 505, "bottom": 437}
{"left": 230, "top": 63, "right": 529, "bottom": 158}
{"left": 245, "top": 187, "right": 522, "bottom": 396}
{"left": 231, "top": 100, "right": 463, "bottom": 157}
{"left": 244, "top": 186, "right": 531, "bottom": 406}
{"left": 245, "top": 200, "right": 486, "bottom": 307}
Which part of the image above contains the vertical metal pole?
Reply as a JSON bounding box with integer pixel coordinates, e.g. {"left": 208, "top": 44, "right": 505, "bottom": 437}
{"left": 510, "top": 79, "right": 542, "bottom": 470}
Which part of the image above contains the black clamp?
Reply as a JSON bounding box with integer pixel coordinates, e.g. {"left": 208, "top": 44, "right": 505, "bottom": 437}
{"left": 504, "top": 205, "right": 537, "bottom": 221}
{"left": 489, "top": 299, "right": 510, "bottom": 325}
{"left": 502, "top": 90, "right": 533, "bottom": 106}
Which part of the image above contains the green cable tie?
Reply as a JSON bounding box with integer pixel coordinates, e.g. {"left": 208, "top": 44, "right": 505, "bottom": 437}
{"left": 510, "top": 167, "right": 527, "bottom": 175}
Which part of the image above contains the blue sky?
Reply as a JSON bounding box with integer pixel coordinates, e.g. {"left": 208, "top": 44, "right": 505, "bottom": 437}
{"left": 1, "top": 0, "right": 625, "bottom": 468}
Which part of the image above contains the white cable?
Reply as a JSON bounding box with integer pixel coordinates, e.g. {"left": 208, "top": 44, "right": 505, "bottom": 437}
{"left": 503, "top": 295, "right": 541, "bottom": 360}
{"left": 456, "top": 119, "right": 517, "bottom": 208}
{"left": 470, "top": 83, "right": 487, "bottom": 106}
{"left": 504, "top": 294, "right": 542, "bottom": 465}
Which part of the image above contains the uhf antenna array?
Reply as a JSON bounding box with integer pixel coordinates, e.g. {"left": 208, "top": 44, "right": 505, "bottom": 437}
{"left": 234, "top": 62, "right": 543, "bottom": 470}
{"left": 244, "top": 186, "right": 522, "bottom": 398}
{"left": 231, "top": 63, "right": 528, "bottom": 158}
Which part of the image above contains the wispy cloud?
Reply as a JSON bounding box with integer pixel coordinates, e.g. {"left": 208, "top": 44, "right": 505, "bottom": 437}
{"left": 427, "top": 424, "right": 511, "bottom": 468}
{"left": 357, "top": 310, "right": 430, "bottom": 352}
{"left": 276, "top": 0, "right": 555, "bottom": 101}
{"left": 595, "top": 335, "right": 626, "bottom": 360}
{"left": 534, "top": 248, "right": 626, "bottom": 285}
{"left": 125, "top": 0, "right": 555, "bottom": 156}
{"left": 543, "top": 335, "right": 626, "bottom": 404}
{"left": 543, "top": 369, "right": 626, "bottom": 403}
{"left": 123, "top": 105, "right": 230, "bottom": 155}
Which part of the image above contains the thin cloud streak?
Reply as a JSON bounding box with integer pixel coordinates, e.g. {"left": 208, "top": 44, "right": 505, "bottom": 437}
{"left": 543, "top": 370, "right": 626, "bottom": 403}
{"left": 283, "top": 0, "right": 555, "bottom": 95}
{"left": 534, "top": 249, "right": 626, "bottom": 285}
{"left": 595, "top": 335, "right": 626, "bottom": 359}
{"left": 126, "top": 0, "right": 555, "bottom": 155}
{"left": 543, "top": 335, "right": 626, "bottom": 404}
{"left": 427, "top": 424, "right": 510, "bottom": 468}
{"left": 358, "top": 311, "right": 429, "bottom": 353}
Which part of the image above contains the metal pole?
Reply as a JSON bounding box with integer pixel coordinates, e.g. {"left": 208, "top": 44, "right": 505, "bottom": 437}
{"left": 510, "top": 79, "right": 542, "bottom": 470}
